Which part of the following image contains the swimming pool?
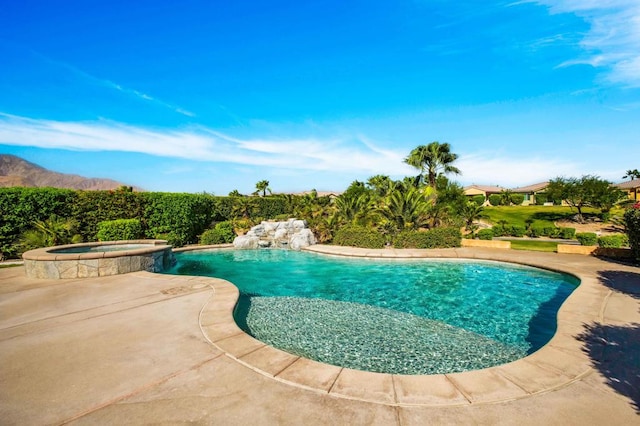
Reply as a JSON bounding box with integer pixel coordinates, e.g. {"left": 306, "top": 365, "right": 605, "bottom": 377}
{"left": 165, "top": 249, "right": 579, "bottom": 374}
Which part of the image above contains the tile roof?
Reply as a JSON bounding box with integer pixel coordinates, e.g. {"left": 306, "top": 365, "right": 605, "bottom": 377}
{"left": 614, "top": 179, "right": 640, "bottom": 190}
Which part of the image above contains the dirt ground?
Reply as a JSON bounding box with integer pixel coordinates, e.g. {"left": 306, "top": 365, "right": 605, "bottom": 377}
{"left": 555, "top": 219, "right": 623, "bottom": 236}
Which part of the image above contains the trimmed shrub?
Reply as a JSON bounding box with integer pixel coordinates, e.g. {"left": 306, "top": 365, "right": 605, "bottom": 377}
{"left": 559, "top": 227, "right": 576, "bottom": 239}
{"left": 472, "top": 195, "right": 485, "bottom": 206}
{"left": 393, "top": 228, "right": 461, "bottom": 249}
{"left": 200, "top": 221, "right": 236, "bottom": 245}
{"left": 576, "top": 232, "right": 598, "bottom": 246}
{"left": 141, "top": 192, "right": 216, "bottom": 247}
{"left": 333, "top": 225, "right": 386, "bottom": 248}
{"left": 96, "top": 219, "right": 143, "bottom": 241}
{"left": 491, "top": 225, "right": 508, "bottom": 237}
{"left": 528, "top": 225, "right": 558, "bottom": 238}
{"left": 488, "top": 194, "right": 501, "bottom": 206}
{"left": 510, "top": 225, "right": 526, "bottom": 237}
{"left": 477, "top": 229, "right": 494, "bottom": 240}
{"left": 535, "top": 193, "right": 548, "bottom": 205}
{"left": 597, "top": 234, "right": 629, "bottom": 248}
{"left": 625, "top": 206, "right": 640, "bottom": 261}
{"left": 510, "top": 194, "right": 525, "bottom": 206}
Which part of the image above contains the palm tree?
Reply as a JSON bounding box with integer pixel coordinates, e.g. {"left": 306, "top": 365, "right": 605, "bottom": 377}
{"left": 20, "top": 215, "right": 82, "bottom": 250}
{"left": 334, "top": 192, "right": 372, "bottom": 225}
{"left": 404, "top": 142, "right": 461, "bottom": 188}
{"left": 623, "top": 169, "right": 640, "bottom": 180}
{"left": 255, "top": 180, "right": 271, "bottom": 197}
{"left": 461, "top": 201, "right": 484, "bottom": 231}
{"left": 377, "top": 186, "right": 435, "bottom": 231}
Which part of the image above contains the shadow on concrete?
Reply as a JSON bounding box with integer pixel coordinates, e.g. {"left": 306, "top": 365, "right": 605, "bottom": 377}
{"left": 575, "top": 269, "right": 640, "bottom": 414}
{"left": 598, "top": 270, "right": 640, "bottom": 300}
{"left": 577, "top": 322, "right": 640, "bottom": 414}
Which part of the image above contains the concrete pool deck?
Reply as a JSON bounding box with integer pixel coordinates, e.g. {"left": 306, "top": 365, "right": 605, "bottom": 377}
{"left": 1, "top": 246, "right": 638, "bottom": 424}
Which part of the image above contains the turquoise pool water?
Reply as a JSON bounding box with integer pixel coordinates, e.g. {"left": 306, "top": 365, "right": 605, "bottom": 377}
{"left": 165, "top": 249, "right": 579, "bottom": 374}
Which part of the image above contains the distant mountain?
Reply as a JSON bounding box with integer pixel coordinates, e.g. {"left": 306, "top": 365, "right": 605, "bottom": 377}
{"left": 0, "top": 154, "right": 140, "bottom": 191}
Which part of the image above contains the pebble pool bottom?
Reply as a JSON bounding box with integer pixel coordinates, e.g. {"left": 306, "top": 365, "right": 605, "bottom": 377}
{"left": 165, "top": 249, "right": 579, "bottom": 375}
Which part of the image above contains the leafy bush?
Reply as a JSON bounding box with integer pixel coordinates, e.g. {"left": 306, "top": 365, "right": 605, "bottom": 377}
{"left": 96, "top": 219, "right": 143, "bottom": 241}
{"left": 200, "top": 221, "right": 236, "bottom": 245}
{"left": 393, "top": 228, "right": 461, "bottom": 249}
{"left": 0, "top": 187, "right": 76, "bottom": 258}
{"left": 472, "top": 195, "right": 485, "bottom": 206}
{"left": 333, "top": 225, "right": 386, "bottom": 248}
{"left": 477, "top": 229, "right": 494, "bottom": 240}
{"left": 625, "top": 206, "right": 640, "bottom": 261}
{"left": 510, "top": 194, "right": 525, "bottom": 206}
{"left": 597, "top": 234, "right": 629, "bottom": 248}
{"left": 559, "top": 227, "right": 576, "bottom": 239}
{"left": 576, "top": 232, "right": 598, "bottom": 246}
{"left": 141, "top": 192, "right": 215, "bottom": 247}
{"left": 535, "top": 193, "right": 548, "bottom": 205}
{"left": 510, "top": 225, "right": 526, "bottom": 237}
{"left": 528, "top": 225, "right": 558, "bottom": 238}
{"left": 488, "top": 194, "right": 501, "bottom": 207}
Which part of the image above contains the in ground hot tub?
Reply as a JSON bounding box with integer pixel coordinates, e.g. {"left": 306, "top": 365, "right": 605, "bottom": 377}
{"left": 22, "top": 240, "right": 174, "bottom": 279}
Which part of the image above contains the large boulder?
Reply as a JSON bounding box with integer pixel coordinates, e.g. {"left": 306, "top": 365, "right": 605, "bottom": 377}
{"left": 233, "top": 235, "right": 259, "bottom": 249}
{"left": 290, "top": 228, "right": 317, "bottom": 250}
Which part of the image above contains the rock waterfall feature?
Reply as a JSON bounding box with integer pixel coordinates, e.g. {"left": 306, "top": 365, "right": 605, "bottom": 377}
{"left": 233, "top": 219, "right": 317, "bottom": 250}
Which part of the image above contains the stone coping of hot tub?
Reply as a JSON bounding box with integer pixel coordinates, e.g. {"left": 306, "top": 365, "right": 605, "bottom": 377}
{"left": 22, "top": 239, "right": 170, "bottom": 261}
{"left": 191, "top": 244, "right": 615, "bottom": 407}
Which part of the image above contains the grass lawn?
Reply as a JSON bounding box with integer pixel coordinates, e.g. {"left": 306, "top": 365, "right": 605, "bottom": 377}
{"left": 482, "top": 205, "right": 602, "bottom": 227}
{"left": 507, "top": 239, "right": 559, "bottom": 252}
{"left": 0, "top": 263, "right": 21, "bottom": 269}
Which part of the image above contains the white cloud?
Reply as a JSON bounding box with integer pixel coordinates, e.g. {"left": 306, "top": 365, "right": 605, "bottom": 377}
{"left": 524, "top": 0, "right": 640, "bottom": 87}
{"left": 457, "top": 153, "right": 583, "bottom": 187}
{"left": 0, "top": 113, "right": 410, "bottom": 176}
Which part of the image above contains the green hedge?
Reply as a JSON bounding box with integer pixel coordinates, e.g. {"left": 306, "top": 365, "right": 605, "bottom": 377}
{"left": 200, "top": 221, "right": 236, "bottom": 245}
{"left": 576, "top": 232, "right": 598, "bottom": 246}
{"left": 559, "top": 227, "right": 576, "bottom": 239}
{"left": 96, "top": 219, "right": 143, "bottom": 241}
{"left": 597, "top": 234, "right": 629, "bottom": 248}
{"left": 510, "top": 194, "right": 525, "bottom": 206}
{"left": 0, "top": 187, "right": 76, "bottom": 258}
{"left": 625, "top": 206, "right": 640, "bottom": 261}
{"left": 393, "top": 228, "right": 461, "bottom": 249}
{"left": 332, "top": 225, "right": 386, "bottom": 248}
{"left": 472, "top": 195, "right": 485, "bottom": 206}
{"left": 477, "top": 229, "right": 494, "bottom": 240}
{"left": 488, "top": 194, "right": 501, "bottom": 206}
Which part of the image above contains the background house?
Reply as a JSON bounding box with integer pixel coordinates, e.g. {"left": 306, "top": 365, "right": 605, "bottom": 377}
{"left": 463, "top": 185, "right": 504, "bottom": 205}
{"left": 615, "top": 179, "right": 640, "bottom": 201}
{"left": 511, "top": 182, "right": 550, "bottom": 206}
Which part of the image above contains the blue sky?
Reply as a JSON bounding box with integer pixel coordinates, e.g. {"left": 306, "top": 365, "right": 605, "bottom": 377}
{"left": 1, "top": 0, "right": 638, "bottom": 194}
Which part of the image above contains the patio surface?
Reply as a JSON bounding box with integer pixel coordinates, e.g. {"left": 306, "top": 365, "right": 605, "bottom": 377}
{"left": 1, "top": 246, "right": 638, "bottom": 425}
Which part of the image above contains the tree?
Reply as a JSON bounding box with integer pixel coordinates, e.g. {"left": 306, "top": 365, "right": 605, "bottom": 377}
{"left": 461, "top": 201, "right": 484, "bottom": 231}
{"left": 228, "top": 189, "right": 243, "bottom": 197}
{"left": 546, "top": 175, "right": 625, "bottom": 223}
{"left": 623, "top": 169, "right": 640, "bottom": 181}
{"left": 255, "top": 180, "right": 271, "bottom": 197}
{"left": 377, "top": 186, "right": 435, "bottom": 231}
{"left": 404, "top": 142, "right": 461, "bottom": 188}
{"left": 20, "top": 215, "right": 82, "bottom": 251}
{"left": 366, "top": 175, "right": 395, "bottom": 198}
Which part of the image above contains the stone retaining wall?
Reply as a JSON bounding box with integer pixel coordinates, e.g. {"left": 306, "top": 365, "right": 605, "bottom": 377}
{"left": 22, "top": 240, "right": 174, "bottom": 279}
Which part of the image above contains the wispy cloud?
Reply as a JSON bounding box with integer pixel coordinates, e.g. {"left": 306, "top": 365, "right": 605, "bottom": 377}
{"left": 457, "top": 153, "right": 583, "bottom": 187}
{"left": 523, "top": 0, "right": 640, "bottom": 87}
{"left": 32, "top": 50, "right": 196, "bottom": 117}
{"left": 0, "top": 113, "right": 411, "bottom": 176}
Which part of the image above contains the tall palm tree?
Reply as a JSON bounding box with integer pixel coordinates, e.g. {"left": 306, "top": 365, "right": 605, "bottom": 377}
{"left": 404, "top": 142, "right": 461, "bottom": 188}
{"left": 255, "top": 180, "right": 271, "bottom": 197}
{"left": 623, "top": 169, "right": 640, "bottom": 181}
